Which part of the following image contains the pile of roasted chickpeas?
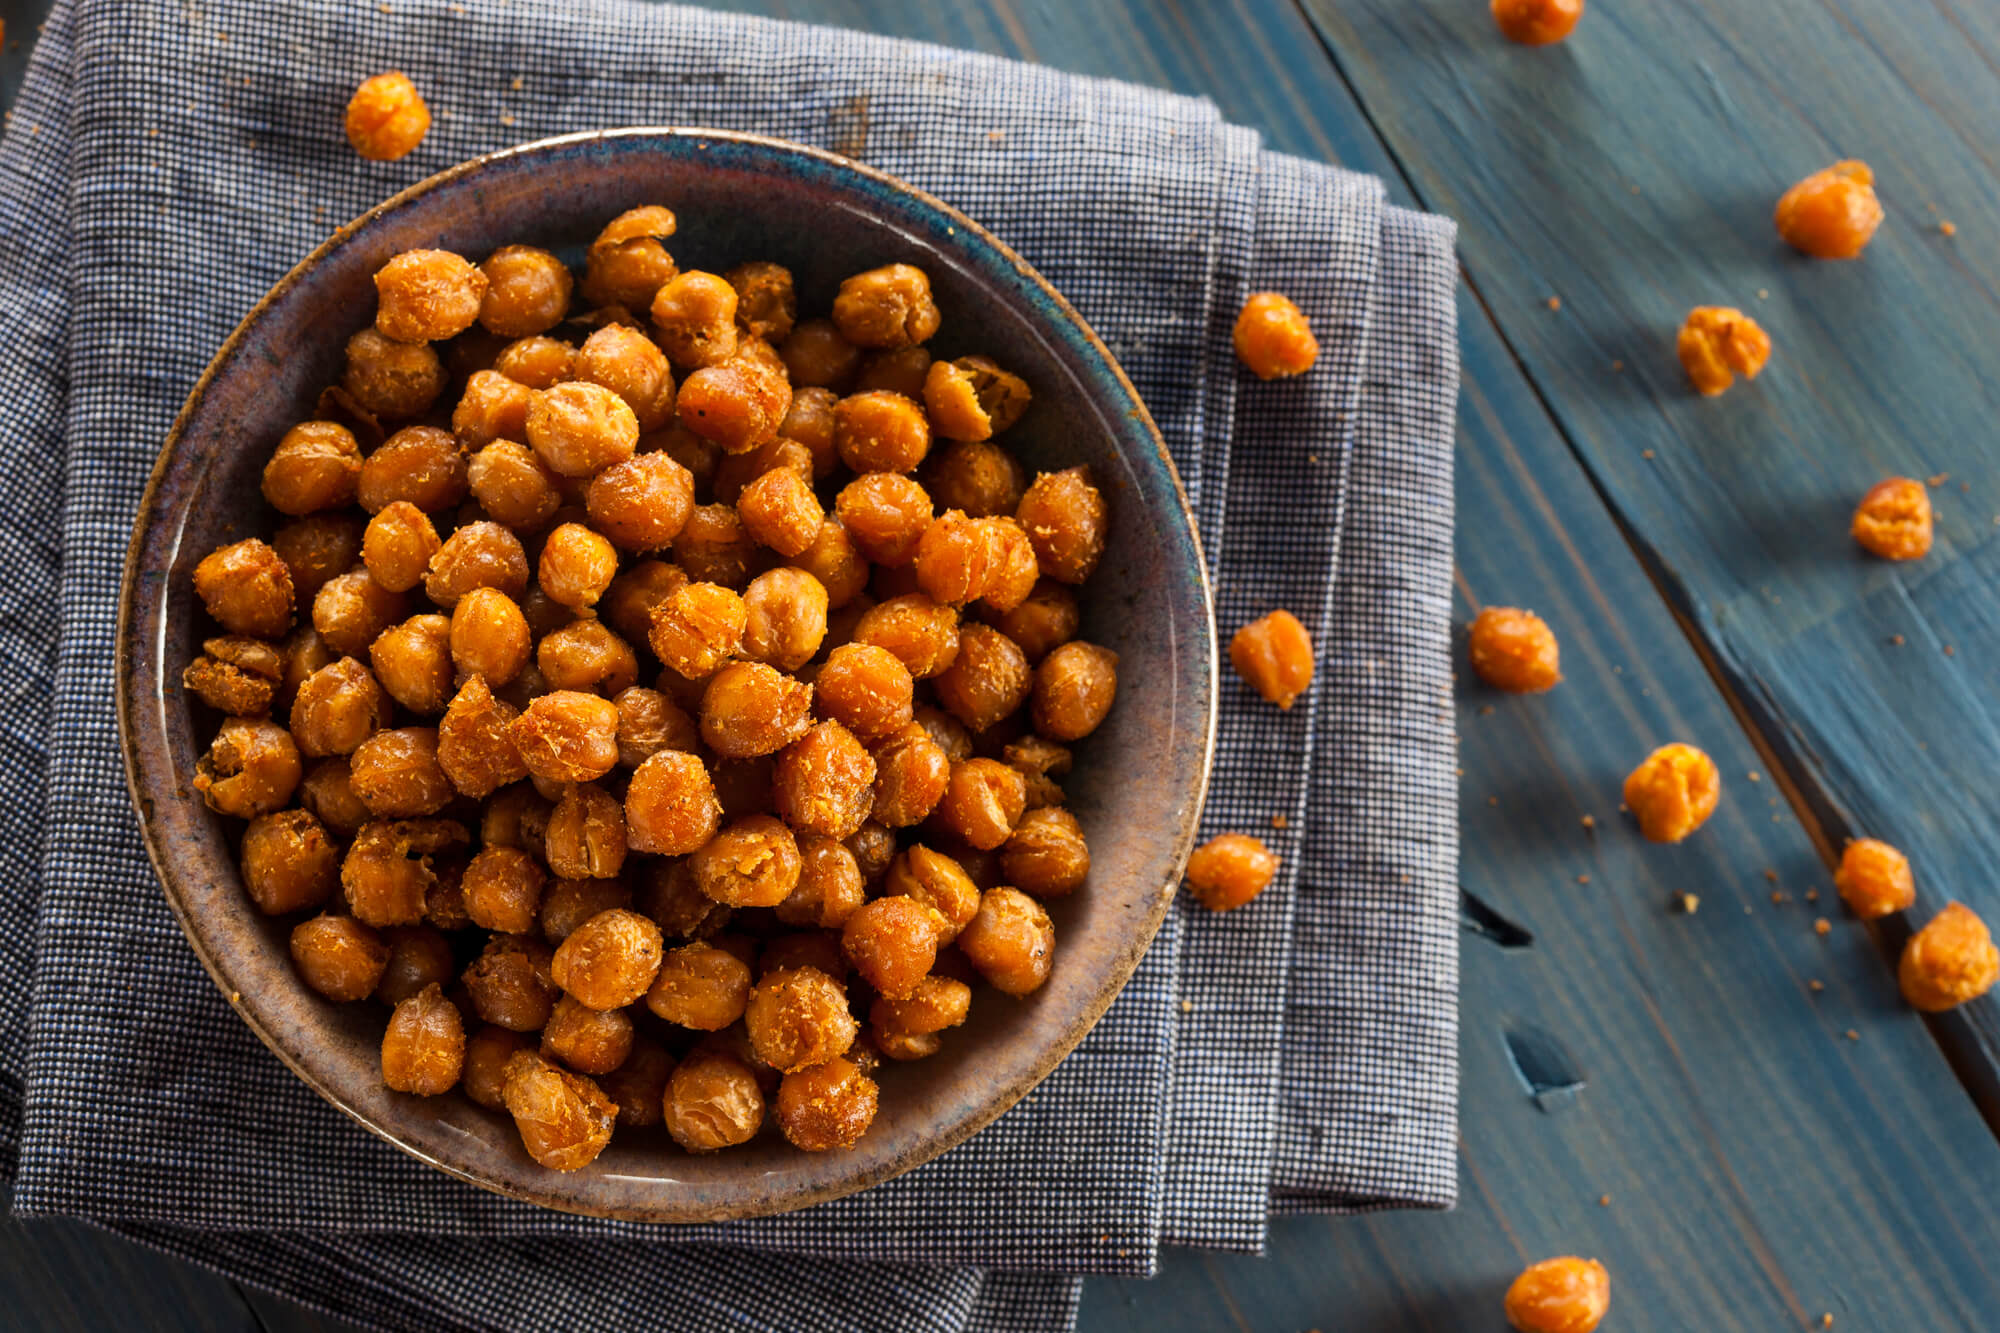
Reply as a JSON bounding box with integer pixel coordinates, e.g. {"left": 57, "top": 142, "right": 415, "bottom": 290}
{"left": 186, "top": 206, "right": 1121, "bottom": 1169}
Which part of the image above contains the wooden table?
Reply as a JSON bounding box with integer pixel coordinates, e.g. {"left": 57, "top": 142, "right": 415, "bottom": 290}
{"left": 7, "top": 0, "right": 2000, "bottom": 1327}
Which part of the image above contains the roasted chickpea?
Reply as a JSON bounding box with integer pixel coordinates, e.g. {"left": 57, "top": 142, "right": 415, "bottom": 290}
{"left": 1623, "top": 742, "right": 1720, "bottom": 844}
{"left": 922, "top": 355, "right": 1032, "bottom": 442}
{"left": 598, "top": 1039, "right": 673, "bottom": 1126}
{"left": 787, "top": 518, "right": 869, "bottom": 611}
{"left": 580, "top": 205, "right": 679, "bottom": 312}
{"left": 1504, "top": 1256, "right": 1610, "bottom": 1333}
{"left": 443, "top": 587, "right": 528, "bottom": 686}
{"left": 311, "top": 568, "right": 405, "bottom": 659}
{"left": 853, "top": 346, "right": 932, "bottom": 400}
{"left": 526, "top": 382, "right": 639, "bottom": 478}
{"left": 194, "top": 538, "right": 294, "bottom": 639}
{"left": 912, "top": 511, "right": 1030, "bottom": 612}
{"left": 359, "top": 502, "right": 439, "bottom": 595}
{"left": 349, "top": 726, "right": 454, "bottom": 818}
{"left": 1185, "top": 832, "right": 1277, "bottom": 912}
{"left": 776, "top": 835, "right": 867, "bottom": 929}
{"left": 742, "top": 568, "right": 830, "bottom": 671}
{"left": 460, "top": 845, "right": 546, "bottom": 935}
{"left": 1901, "top": 902, "right": 2000, "bottom": 1012}
{"left": 463, "top": 933, "right": 560, "bottom": 1032}
{"left": 774, "top": 1056, "right": 878, "bottom": 1151}
{"left": 467, "top": 440, "right": 562, "bottom": 531}
{"left": 342, "top": 328, "right": 445, "bottom": 421}
{"left": 636, "top": 592, "right": 740, "bottom": 695}
{"left": 841, "top": 896, "right": 940, "bottom": 999}
{"left": 424, "top": 855, "right": 473, "bottom": 930}
{"left": 834, "top": 390, "right": 932, "bottom": 475}
{"left": 1776, "top": 160, "right": 1883, "bottom": 260}
{"left": 708, "top": 756, "right": 776, "bottom": 823}
{"left": 374, "top": 249, "right": 486, "bottom": 344}
{"left": 574, "top": 323, "right": 676, "bottom": 431}
{"left": 357, "top": 428, "right": 467, "bottom": 517}
{"left": 772, "top": 720, "right": 877, "bottom": 840}
{"left": 915, "top": 705, "right": 975, "bottom": 763}
{"left": 624, "top": 749, "right": 722, "bottom": 856}
{"left": 736, "top": 467, "right": 825, "bottom": 559}
{"left": 598, "top": 562, "right": 684, "bottom": 649}
{"left": 544, "top": 782, "right": 627, "bottom": 880}
{"left": 1031, "top": 640, "right": 1118, "bottom": 741}
{"left": 539, "top": 994, "right": 634, "bottom": 1076}
{"left": 832, "top": 263, "right": 939, "bottom": 349}
{"left": 814, "top": 642, "right": 915, "bottom": 744}
{"left": 380, "top": 983, "right": 465, "bottom": 1096}
{"left": 239, "top": 809, "right": 339, "bottom": 915}
{"left": 929, "top": 757, "right": 1027, "bottom": 851}
{"left": 1016, "top": 465, "right": 1107, "bottom": 585}
{"left": 195, "top": 717, "right": 302, "bottom": 818}
{"left": 496, "top": 335, "right": 576, "bottom": 390}
{"left": 714, "top": 436, "right": 812, "bottom": 505}
{"left": 933, "top": 624, "right": 1030, "bottom": 734}
{"left": 511, "top": 690, "right": 621, "bottom": 783}
{"left": 373, "top": 925, "right": 456, "bottom": 1006}
{"left": 291, "top": 657, "right": 391, "bottom": 757}
{"left": 291, "top": 913, "right": 389, "bottom": 1001}
{"left": 700, "top": 661, "right": 814, "bottom": 759}
{"left": 871, "top": 973, "right": 971, "bottom": 1038}
{"left": 551, "top": 907, "right": 664, "bottom": 1011}
{"left": 342, "top": 818, "right": 467, "bottom": 927}
{"left": 463, "top": 1026, "right": 533, "bottom": 1109}
{"left": 539, "top": 876, "right": 633, "bottom": 946}
{"left": 881, "top": 844, "right": 979, "bottom": 942}
{"left": 272, "top": 515, "right": 366, "bottom": 603}
{"left": 481, "top": 781, "right": 553, "bottom": 859}
{"left": 664, "top": 1047, "right": 765, "bottom": 1152}
{"left": 425, "top": 520, "right": 530, "bottom": 609}
{"left": 990, "top": 579, "right": 1079, "bottom": 664}
{"left": 724, "top": 260, "right": 797, "bottom": 342}
{"left": 527, "top": 524, "right": 615, "bottom": 616}
{"left": 182, "top": 635, "right": 283, "bottom": 717}
{"left": 262, "top": 421, "right": 362, "bottom": 515}
{"left": 679, "top": 353, "right": 793, "bottom": 455}
{"left": 1001, "top": 734, "right": 1071, "bottom": 810}
{"left": 643, "top": 940, "right": 752, "bottom": 1031}
{"left": 1468, "top": 606, "right": 1561, "bottom": 693}
{"left": 477, "top": 245, "right": 572, "bottom": 338}
{"left": 1852, "top": 476, "right": 1933, "bottom": 560}
{"left": 273, "top": 628, "right": 336, "bottom": 718}
{"left": 1677, "top": 306, "right": 1771, "bottom": 397}
{"left": 501, "top": 1050, "right": 617, "bottom": 1170}
{"left": 691, "top": 814, "right": 802, "bottom": 908}
{"left": 301, "top": 757, "right": 369, "bottom": 837}
{"left": 1230, "top": 608, "right": 1314, "bottom": 709}
{"left": 437, "top": 675, "right": 529, "bottom": 797}
{"left": 958, "top": 886, "right": 1054, "bottom": 996}
{"left": 578, "top": 453, "right": 694, "bottom": 555}
{"left": 845, "top": 820, "right": 898, "bottom": 885}
{"left": 760, "top": 931, "right": 848, "bottom": 981}
{"left": 865, "top": 722, "right": 950, "bottom": 828}
{"left": 920, "top": 440, "right": 1027, "bottom": 519}
{"left": 777, "top": 386, "right": 840, "bottom": 478}
{"left": 648, "top": 271, "right": 740, "bottom": 369}
{"left": 445, "top": 374, "right": 529, "bottom": 456}
{"left": 673, "top": 503, "right": 764, "bottom": 588}
{"left": 746, "top": 966, "right": 857, "bottom": 1073}
{"left": 853, "top": 593, "right": 961, "bottom": 680}
{"left": 612, "top": 686, "right": 697, "bottom": 767}
{"left": 831, "top": 472, "right": 930, "bottom": 569}
{"left": 778, "top": 317, "right": 864, "bottom": 390}
{"left": 634, "top": 858, "right": 728, "bottom": 941}
{"left": 345, "top": 70, "right": 431, "bottom": 161}
{"left": 368, "top": 616, "right": 452, "bottom": 719}
{"left": 1232, "top": 290, "right": 1320, "bottom": 379}
{"left": 1001, "top": 807, "right": 1090, "bottom": 899}
{"left": 1835, "top": 838, "right": 1917, "bottom": 920}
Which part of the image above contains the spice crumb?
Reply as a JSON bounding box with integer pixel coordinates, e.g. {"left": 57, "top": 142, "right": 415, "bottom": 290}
{"left": 1890, "top": 634, "right": 1905, "bottom": 646}
{"left": 1757, "top": 288, "right": 1770, "bottom": 300}
{"left": 1946, "top": 645, "right": 1957, "bottom": 657}
{"left": 1478, "top": 704, "right": 1495, "bottom": 716}
{"left": 1928, "top": 472, "right": 1951, "bottom": 487}
{"left": 510, "top": 75, "right": 524, "bottom": 91}
{"left": 1577, "top": 875, "right": 1591, "bottom": 885}
{"left": 500, "top": 112, "right": 517, "bottom": 126}
{"left": 1940, "top": 221, "right": 1957, "bottom": 236}
{"left": 1487, "top": 796, "right": 1498, "bottom": 806}
{"left": 1611, "top": 359, "right": 1624, "bottom": 372}
{"left": 1806, "top": 888, "right": 1819, "bottom": 902}
{"left": 1271, "top": 813, "right": 1288, "bottom": 830}
{"left": 377, "top": 2, "right": 391, "bottom": 11}
{"left": 1747, "top": 770, "right": 1762, "bottom": 783}
{"left": 1179, "top": 999, "right": 1192, "bottom": 1013}
{"left": 1546, "top": 296, "right": 1561, "bottom": 311}
{"left": 1814, "top": 917, "right": 1831, "bottom": 936}
{"left": 1580, "top": 814, "right": 1595, "bottom": 830}
{"left": 1642, "top": 449, "right": 1655, "bottom": 460}
{"left": 1677, "top": 892, "right": 1700, "bottom": 914}
{"left": 1771, "top": 890, "right": 1789, "bottom": 905}
{"left": 1764, "top": 868, "right": 1779, "bottom": 883}
{"left": 1598, "top": 1194, "right": 1611, "bottom": 1207}
{"left": 1845, "top": 1029, "right": 1859, "bottom": 1042}
{"left": 1809, "top": 979, "right": 1825, "bottom": 992}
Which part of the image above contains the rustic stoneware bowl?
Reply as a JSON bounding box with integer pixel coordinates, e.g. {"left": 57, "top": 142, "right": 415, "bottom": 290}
{"left": 118, "top": 127, "right": 1215, "bottom": 1222}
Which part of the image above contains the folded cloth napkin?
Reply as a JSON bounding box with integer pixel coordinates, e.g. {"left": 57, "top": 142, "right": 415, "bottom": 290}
{"left": 0, "top": 0, "right": 1460, "bottom": 1327}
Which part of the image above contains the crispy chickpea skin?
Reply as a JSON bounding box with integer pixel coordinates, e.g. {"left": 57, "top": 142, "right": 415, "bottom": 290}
{"left": 536, "top": 522, "right": 619, "bottom": 612}
{"left": 449, "top": 586, "right": 531, "bottom": 685}
{"left": 872, "top": 974, "right": 972, "bottom": 1038}
{"left": 646, "top": 940, "right": 753, "bottom": 1030}
{"left": 463, "top": 933, "right": 559, "bottom": 1031}
{"left": 1677, "top": 306, "right": 1771, "bottom": 397}
{"left": 1233, "top": 291, "right": 1320, "bottom": 379}
{"left": 991, "top": 579, "right": 1079, "bottom": 665}
{"left": 478, "top": 245, "right": 573, "bottom": 338}
{"left": 463, "top": 845, "right": 546, "bottom": 935}
{"left": 602, "top": 559, "right": 686, "bottom": 645}
{"left": 1468, "top": 606, "right": 1562, "bottom": 693}
{"left": 344, "top": 71, "right": 430, "bottom": 161}
{"left": 1851, "top": 476, "right": 1933, "bottom": 560}
{"left": 512, "top": 690, "right": 621, "bottom": 783}
{"left": 1001, "top": 807, "right": 1090, "bottom": 899}
{"left": 1835, "top": 838, "right": 1917, "bottom": 920}
{"left": 501, "top": 1051, "right": 618, "bottom": 1171}
{"left": 541, "top": 994, "right": 635, "bottom": 1075}
{"left": 614, "top": 686, "right": 699, "bottom": 767}
{"left": 923, "top": 356, "right": 1032, "bottom": 443}
{"left": 425, "top": 520, "right": 529, "bottom": 609}
{"left": 921, "top": 440, "right": 1027, "bottom": 520}
{"left": 182, "top": 635, "right": 283, "bottom": 716}
{"left": 497, "top": 335, "right": 576, "bottom": 390}
{"left": 842, "top": 895, "right": 941, "bottom": 998}
{"left": 291, "top": 657, "right": 391, "bottom": 757}
{"left": 1776, "top": 160, "right": 1884, "bottom": 260}
{"left": 343, "top": 328, "right": 445, "bottom": 421}
{"left": 958, "top": 887, "right": 1055, "bottom": 996}
{"left": 313, "top": 569, "right": 405, "bottom": 659}
{"left": 263, "top": 421, "right": 362, "bottom": 515}
{"left": 580, "top": 206, "right": 679, "bottom": 312}
{"left": 934, "top": 623, "right": 1030, "bottom": 733}
{"left": 552, "top": 907, "right": 664, "bottom": 1010}
{"left": 240, "top": 809, "right": 340, "bottom": 914}
{"left": 701, "top": 661, "right": 815, "bottom": 758}
{"left": 1230, "top": 608, "right": 1314, "bottom": 709}
{"left": 726, "top": 261, "right": 798, "bottom": 342}
{"left": 776, "top": 1056, "right": 879, "bottom": 1152}
{"left": 1003, "top": 733, "right": 1071, "bottom": 810}
{"left": 546, "top": 782, "right": 628, "bottom": 880}
{"left": 871, "top": 722, "right": 951, "bottom": 827}
{"left": 1490, "top": 0, "right": 1584, "bottom": 47}
{"left": 437, "top": 675, "right": 529, "bottom": 797}
{"left": 1185, "top": 832, "right": 1277, "bottom": 912}
{"left": 374, "top": 249, "right": 486, "bottom": 344}
{"left": 1900, "top": 902, "right": 2000, "bottom": 1012}
{"left": 913, "top": 512, "right": 1037, "bottom": 613}
{"left": 1622, "top": 742, "right": 1721, "bottom": 844}
{"left": 746, "top": 965, "right": 858, "bottom": 1072}
{"left": 664, "top": 1047, "right": 765, "bottom": 1152}
{"left": 691, "top": 814, "right": 803, "bottom": 907}
{"left": 1015, "top": 466, "right": 1107, "bottom": 585}
{"left": 194, "top": 538, "right": 294, "bottom": 639}
{"left": 854, "top": 593, "right": 960, "bottom": 679}
{"left": 381, "top": 983, "right": 465, "bottom": 1096}
{"left": 1031, "top": 640, "right": 1118, "bottom": 741}
{"left": 196, "top": 717, "right": 302, "bottom": 818}
{"left": 742, "top": 567, "right": 830, "bottom": 671}
{"left": 774, "top": 719, "right": 878, "bottom": 840}
{"left": 462, "top": 1026, "right": 533, "bottom": 1108}
{"left": 832, "top": 264, "right": 940, "bottom": 349}
{"left": 291, "top": 914, "right": 388, "bottom": 1001}
{"left": 301, "top": 757, "right": 369, "bottom": 836}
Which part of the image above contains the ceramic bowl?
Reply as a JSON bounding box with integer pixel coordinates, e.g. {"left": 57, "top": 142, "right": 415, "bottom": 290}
{"left": 118, "top": 127, "right": 1215, "bottom": 1222}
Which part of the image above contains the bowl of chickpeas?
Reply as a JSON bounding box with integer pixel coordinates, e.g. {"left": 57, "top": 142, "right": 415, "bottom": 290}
{"left": 117, "top": 128, "right": 1216, "bottom": 1220}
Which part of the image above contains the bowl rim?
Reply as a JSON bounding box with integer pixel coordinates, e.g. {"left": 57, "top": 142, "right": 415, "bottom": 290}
{"left": 116, "top": 125, "right": 1218, "bottom": 1221}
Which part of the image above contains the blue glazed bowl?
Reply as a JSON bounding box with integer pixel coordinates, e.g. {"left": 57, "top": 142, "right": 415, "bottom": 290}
{"left": 119, "top": 128, "right": 1216, "bottom": 1221}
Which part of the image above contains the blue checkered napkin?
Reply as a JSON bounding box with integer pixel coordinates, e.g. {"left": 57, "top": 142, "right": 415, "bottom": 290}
{"left": 0, "top": 0, "right": 1462, "bottom": 1327}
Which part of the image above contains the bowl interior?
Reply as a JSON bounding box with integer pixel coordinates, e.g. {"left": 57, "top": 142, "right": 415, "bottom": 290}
{"left": 120, "top": 128, "right": 1214, "bottom": 1222}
